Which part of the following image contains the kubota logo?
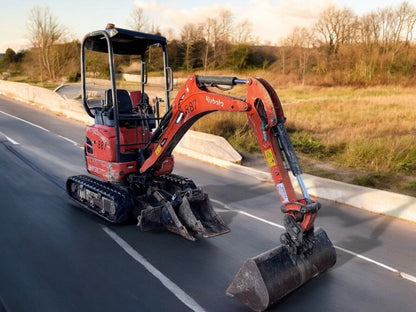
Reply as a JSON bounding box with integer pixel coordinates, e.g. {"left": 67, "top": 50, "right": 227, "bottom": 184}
{"left": 206, "top": 96, "right": 224, "bottom": 107}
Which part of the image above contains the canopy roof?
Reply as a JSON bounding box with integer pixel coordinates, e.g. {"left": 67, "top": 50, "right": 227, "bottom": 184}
{"left": 83, "top": 25, "right": 167, "bottom": 55}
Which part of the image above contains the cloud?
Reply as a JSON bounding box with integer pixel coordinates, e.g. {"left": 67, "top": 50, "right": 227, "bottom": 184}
{"left": 243, "top": 0, "right": 335, "bottom": 43}
{"left": 134, "top": 0, "right": 162, "bottom": 12}
{"left": 136, "top": 0, "right": 335, "bottom": 44}
{"left": 0, "top": 38, "right": 30, "bottom": 53}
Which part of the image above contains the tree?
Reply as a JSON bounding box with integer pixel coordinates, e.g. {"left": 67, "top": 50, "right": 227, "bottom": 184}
{"left": 233, "top": 19, "right": 253, "bottom": 44}
{"left": 283, "top": 27, "right": 315, "bottom": 85}
{"left": 314, "top": 6, "right": 358, "bottom": 59}
{"left": 2, "top": 48, "right": 17, "bottom": 65}
{"left": 200, "top": 9, "right": 235, "bottom": 71}
{"left": 180, "top": 23, "right": 203, "bottom": 70}
{"left": 0, "top": 48, "right": 17, "bottom": 73}
{"left": 5, "top": 48, "right": 17, "bottom": 62}
{"left": 27, "top": 5, "right": 64, "bottom": 81}
{"left": 129, "top": 6, "right": 150, "bottom": 32}
{"left": 377, "top": 2, "right": 416, "bottom": 58}
{"left": 230, "top": 44, "right": 250, "bottom": 70}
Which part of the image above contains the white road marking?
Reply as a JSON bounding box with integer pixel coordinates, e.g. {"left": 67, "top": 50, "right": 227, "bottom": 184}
{"left": 0, "top": 131, "right": 19, "bottom": 144}
{"left": 57, "top": 134, "right": 80, "bottom": 147}
{"left": 211, "top": 198, "right": 416, "bottom": 285}
{"left": 1, "top": 110, "right": 82, "bottom": 148}
{"left": 102, "top": 226, "right": 208, "bottom": 312}
{"left": 1, "top": 110, "right": 50, "bottom": 132}
{"left": 212, "top": 199, "right": 285, "bottom": 230}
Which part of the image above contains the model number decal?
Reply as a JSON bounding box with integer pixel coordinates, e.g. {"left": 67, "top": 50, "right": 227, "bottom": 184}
{"left": 179, "top": 99, "right": 197, "bottom": 115}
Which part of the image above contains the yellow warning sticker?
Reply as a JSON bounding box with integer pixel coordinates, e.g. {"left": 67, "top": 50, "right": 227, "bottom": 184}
{"left": 264, "top": 149, "right": 276, "bottom": 167}
{"left": 155, "top": 145, "right": 162, "bottom": 155}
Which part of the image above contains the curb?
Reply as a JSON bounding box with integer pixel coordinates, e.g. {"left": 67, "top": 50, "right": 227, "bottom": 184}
{"left": 173, "top": 147, "right": 416, "bottom": 224}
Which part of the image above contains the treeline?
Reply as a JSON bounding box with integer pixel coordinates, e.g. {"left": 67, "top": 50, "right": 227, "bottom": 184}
{"left": 1, "top": 1, "right": 416, "bottom": 86}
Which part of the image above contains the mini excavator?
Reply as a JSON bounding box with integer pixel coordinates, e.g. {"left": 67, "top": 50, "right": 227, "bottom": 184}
{"left": 67, "top": 24, "right": 336, "bottom": 311}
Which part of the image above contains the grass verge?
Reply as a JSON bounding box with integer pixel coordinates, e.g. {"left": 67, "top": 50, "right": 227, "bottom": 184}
{"left": 192, "top": 84, "right": 416, "bottom": 197}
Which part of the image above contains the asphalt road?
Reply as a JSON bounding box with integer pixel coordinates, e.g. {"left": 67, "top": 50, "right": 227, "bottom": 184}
{"left": 1, "top": 95, "right": 416, "bottom": 312}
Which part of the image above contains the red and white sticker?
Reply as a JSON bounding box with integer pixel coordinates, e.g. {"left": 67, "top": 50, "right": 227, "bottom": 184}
{"left": 277, "top": 183, "right": 289, "bottom": 204}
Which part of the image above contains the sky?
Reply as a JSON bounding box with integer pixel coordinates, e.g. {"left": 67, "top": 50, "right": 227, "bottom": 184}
{"left": 0, "top": 0, "right": 414, "bottom": 53}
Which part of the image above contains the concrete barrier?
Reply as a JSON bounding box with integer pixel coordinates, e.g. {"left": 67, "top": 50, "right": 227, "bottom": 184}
{"left": 0, "top": 80, "right": 241, "bottom": 163}
{"left": 175, "top": 130, "right": 242, "bottom": 164}
{"left": 299, "top": 173, "right": 416, "bottom": 223}
{"left": 1, "top": 80, "right": 415, "bottom": 223}
{"left": 0, "top": 80, "right": 91, "bottom": 124}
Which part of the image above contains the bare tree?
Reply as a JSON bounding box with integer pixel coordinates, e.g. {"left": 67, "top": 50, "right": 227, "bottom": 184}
{"left": 129, "top": 6, "right": 150, "bottom": 32}
{"left": 180, "top": 23, "right": 203, "bottom": 70}
{"left": 283, "top": 27, "right": 315, "bottom": 85}
{"left": 314, "top": 6, "right": 358, "bottom": 58}
{"left": 233, "top": 19, "right": 253, "bottom": 44}
{"left": 200, "top": 9, "right": 235, "bottom": 71}
{"left": 27, "top": 5, "right": 64, "bottom": 81}
{"left": 378, "top": 2, "right": 416, "bottom": 58}
{"left": 359, "top": 12, "right": 381, "bottom": 50}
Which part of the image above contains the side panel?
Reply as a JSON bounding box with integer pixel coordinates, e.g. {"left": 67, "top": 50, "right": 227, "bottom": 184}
{"left": 85, "top": 124, "right": 146, "bottom": 182}
{"left": 85, "top": 124, "right": 147, "bottom": 161}
{"left": 86, "top": 124, "right": 116, "bottom": 162}
{"left": 86, "top": 156, "right": 137, "bottom": 182}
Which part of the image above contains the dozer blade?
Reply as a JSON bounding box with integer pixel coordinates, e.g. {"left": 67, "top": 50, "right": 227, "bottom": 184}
{"left": 138, "top": 189, "right": 230, "bottom": 241}
{"left": 226, "top": 227, "right": 336, "bottom": 312}
{"left": 185, "top": 191, "right": 230, "bottom": 238}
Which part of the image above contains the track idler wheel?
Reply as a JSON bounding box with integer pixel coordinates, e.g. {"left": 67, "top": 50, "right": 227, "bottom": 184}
{"left": 226, "top": 227, "right": 336, "bottom": 311}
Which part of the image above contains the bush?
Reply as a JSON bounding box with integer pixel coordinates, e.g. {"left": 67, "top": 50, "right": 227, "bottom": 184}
{"left": 67, "top": 72, "right": 81, "bottom": 82}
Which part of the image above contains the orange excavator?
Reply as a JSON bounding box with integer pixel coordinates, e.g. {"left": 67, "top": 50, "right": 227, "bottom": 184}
{"left": 67, "top": 24, "right": 336, "bottom": 311}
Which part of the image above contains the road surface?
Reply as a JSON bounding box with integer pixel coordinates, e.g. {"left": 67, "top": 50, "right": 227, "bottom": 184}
{"left": 1, "top": 95, "right": 415, "bottom": 311}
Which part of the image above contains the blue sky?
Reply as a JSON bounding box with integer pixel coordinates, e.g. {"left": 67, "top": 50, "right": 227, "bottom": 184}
{"left": 0, "top": 0, "right": 412, "bottom": 52}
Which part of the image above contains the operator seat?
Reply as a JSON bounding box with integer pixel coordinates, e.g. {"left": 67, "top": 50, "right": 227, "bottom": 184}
{"left": 94, "top": 89, "right": 139, "bottom": 127}
{"left": 105, "top": 89, "right": 133, "bottom": 114}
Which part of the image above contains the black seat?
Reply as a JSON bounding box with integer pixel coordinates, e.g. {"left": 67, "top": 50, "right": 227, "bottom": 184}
{"left": 105, "top": 89, "right": 134, "bottom": 114}
{"left": 95, "top": 89, "right": 140, "bottom": 127}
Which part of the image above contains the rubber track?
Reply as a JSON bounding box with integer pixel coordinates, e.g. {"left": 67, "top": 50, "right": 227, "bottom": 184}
{"left": 157, "top": 174, "right": 197, "bottom": 190}
{"left": 67, "top": 175, "right": 134, "bottom": 223}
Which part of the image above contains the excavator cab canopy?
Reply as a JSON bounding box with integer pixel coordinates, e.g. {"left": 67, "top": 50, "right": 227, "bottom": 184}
{"left": 81, "top": 23, "right": 172, "bottom": 118}
{"left": 83, "top": 24, "right": 167, "bottom": 56}
{"left": 81, "top": 24, "right": 173, "bottom": 163}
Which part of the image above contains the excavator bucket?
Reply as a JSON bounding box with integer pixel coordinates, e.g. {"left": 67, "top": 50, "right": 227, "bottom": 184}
{"left": 226, "top": 228, "right": 336, "bottom": 311}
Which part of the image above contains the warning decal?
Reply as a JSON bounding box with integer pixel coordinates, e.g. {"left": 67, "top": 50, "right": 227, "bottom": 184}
{"left": 264, "top": 148, "right": 276, "bottom": 167}
{"left": 155, "top": 145, "right": 162, "bottom": 155}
